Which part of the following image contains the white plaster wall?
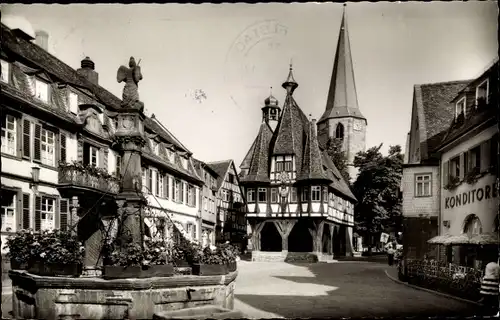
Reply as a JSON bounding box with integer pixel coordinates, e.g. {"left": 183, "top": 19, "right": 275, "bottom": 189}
{"left": 401, "top": 165, "right": 440, "bottom": 217}
{"left": 311, "top": 203, "right": 320, "bottom": 212}
{"left": 258, "top": 203, "right": 266, "bottom": 213}
{"left": 108, "top": 149, "right": 117, "bottom": 175}
{"left": 441, "top": 125, "right": 497, "bottom": 163}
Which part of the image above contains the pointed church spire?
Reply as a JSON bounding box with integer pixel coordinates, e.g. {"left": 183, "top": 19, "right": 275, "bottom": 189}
{"left": 282, "top": 63, "right": 299, "bottom": 95}
{"left": 318, "top": 4, "right": 366, "bottom": 123}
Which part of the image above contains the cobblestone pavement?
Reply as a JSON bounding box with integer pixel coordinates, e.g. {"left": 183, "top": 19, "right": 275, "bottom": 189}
{"left": 234, "top": 261, "right": 482, "bottom": 318}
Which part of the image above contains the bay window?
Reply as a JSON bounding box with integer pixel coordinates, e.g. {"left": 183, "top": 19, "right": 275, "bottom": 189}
{"left": 290, "top": 187, "right": 297, "bottom": 202}
{"left": 311, "top": 186, "right": 321, "bottom": 201}
{"left": 271, "top": 188, "right": 278, "bottom": 203}
{"left": 247, "top": 189, "right": 255, "bottom": 203}
{"left": 301, "top": 187, "right": 309, "bottom": 202}
{"left": 1, "top": 114, "right": 16, "bottom": 156}
{"left": 258, "top": 188, "right": 267, "bottom": 202}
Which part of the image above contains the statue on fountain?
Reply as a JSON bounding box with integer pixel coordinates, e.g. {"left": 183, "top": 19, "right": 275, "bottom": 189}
{"left": 117, "top": 56, "right": 144, "bottom": 112}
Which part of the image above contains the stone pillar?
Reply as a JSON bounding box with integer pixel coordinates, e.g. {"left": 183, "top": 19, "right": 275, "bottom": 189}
{"left": 308, "top": 220, "right": 325, "bottom": 253}
{"left": 250, "top": 221, "right": 265, "bottom": 251}
{"left": 114, "top": 108, "right": 147, "bottom": 252}
{"left": 70, "top": 196, "right": 80, "bottom": 236}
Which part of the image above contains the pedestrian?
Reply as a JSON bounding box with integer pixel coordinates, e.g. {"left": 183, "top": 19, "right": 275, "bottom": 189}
{"left": 385, "top": 239, "right": 396, "bottom": 266}
{"left": 479, "top": 261, "right": 499, "bottom": 315}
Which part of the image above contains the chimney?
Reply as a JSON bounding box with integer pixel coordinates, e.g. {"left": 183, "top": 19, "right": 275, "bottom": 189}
{"left": 35, "top": 30, "right": 48, "bottom": 51}
{"left": 77, "top": 57, "right": 99, "bottom": 85}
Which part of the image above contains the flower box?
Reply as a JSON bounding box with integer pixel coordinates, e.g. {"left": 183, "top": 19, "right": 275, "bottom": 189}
{"left": 191, "top": 263, "right": 228, "bottom": 276}
{"left": 10, "top": 259, "right": 28, "bottom": 271}
{"left": 141, "top": 264, "right": 174, "bottom": 278}
{"left": 226, "top": 261, "right": 237, "bottom": 272}
{"left": 28, "top": 261, "right": 82, "bottom": 277}
{"left": 173, "top": 260, "right": 190, "bottom": 267}
{"left": 103, "top": 266, "right": 142, "bottom": 279}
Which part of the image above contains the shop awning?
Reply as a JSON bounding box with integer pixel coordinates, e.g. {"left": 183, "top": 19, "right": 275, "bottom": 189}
{"left": 427, "top": 234, "right": 471, "bottom": 245}
{"left": 468, "top": 232, "right": 499, "bottom": 245}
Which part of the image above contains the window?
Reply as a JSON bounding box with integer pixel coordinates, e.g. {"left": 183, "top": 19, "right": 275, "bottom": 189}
{"left": 116, "top": 155, "right": 122, "bottom": 178}
{"left": 301, "top": 187, "right": 309, "bottom": 202}
{"left": 323, "top": 187, "right": 328, "bottom": 203}
{"left": 181, "top": 182, "right": 185, "bottom": 203}
{"left": 258, "top": 188, "right": 267, "bottom": 202}
{"left": 415, "top": 174, "right": 431, "bottom": 197}
{"left": 228, "top": 174, "right": 234, "bottom": 184}
{"left": 271, "top": 188, "right": 278, "bottom": 203}
{"left": 41, "top": 197, "right": 55, "bottom": 231}
{"left": 68, "top": 92, "right": 78, "bottom": 114}
{"left": 275, "top": 159, "right": 284, "bottom": 172}
{"left": 311, "top": 186, "right": 321, "bottom": 201}
{"left": 335, "top": 123, "right": 344, "bottom": 140}
{"left": 164, "top": 175, "right": 170, "bottom": 199}
{"left": 174, "top": 179, "right": 181, "bottom": 202}
{"left": 284, "top": 160, "right": 293, "bottom": 171}
{"left": 151, "top": 140, "right": 159, "bottom": 156}
{"left": 464, "top": 216, "right": 482, "bottom": 237}
{"left": 204, "top": 197, "right": 208, "bottom": 211}
{"left": 247, "top": 189, "right": 255, "bottom": 203}
{"left": 468, "top": 146, "right": 481, "bottom": 173}
{"left": 41, "top": 128, "right": 55, "bottom": 166}
{"left": 33, "top": 78, "right": 49, "bottom": 103}
{"left": 148, "top": 168, "right": 153, "bottom": 194}
{"left": 142, "top": 168, "right": 147, "bottom": 193}
{"left": 156, "top": 172, "right": 164, "bottom": 197}
{"left": 1, "top": 191, "right": 16, "bottom": 232}
{"left": 449, "top": 156, "right": 460, "bottom": 178}
{"left": 1, "top": 60, "right": 9, "bottom": 83}
{"left": 1, "top": 115, "right": 16, "bottom": 156}
{"left": 188, "top": 185, "right": 195, "bottom": 206}
{"left": 455, "top": 97, "right": 466, "bottom": 118}
{"left": 476, "top": 79, "right": 489, "bottom": 105}
{"left": 83, "top": 144, "right": 99, "bottom": 167}
{"left": 291, "top": 187, "right": 297, "bottom": 202}
{"left": 491, "top": 136, "right": 498, "bottom": 170}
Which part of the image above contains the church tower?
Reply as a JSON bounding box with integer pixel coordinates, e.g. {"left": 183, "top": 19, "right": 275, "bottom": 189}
{"left": 262, "top": 87, "right": 281, "bottom": 132}
{"left": 317, "top": 4, "right": 367, "bottom": 181}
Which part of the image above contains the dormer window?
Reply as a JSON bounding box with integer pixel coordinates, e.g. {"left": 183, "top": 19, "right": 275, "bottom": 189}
{"left": 1, "top": 60, "right": 9, "bottom": 83}
{"left": 32, "top": 78, "right": 49, "bottom": 103}
{"left": 455, "top": 97, "right": 466, "bottom": 118}
{"left": 151, "top": 140, "right": 159, "bottom": 156}
{"left": 476, "top": 79, "right": 489, "bottom": 106}
{"left": 68, "top": 92, "right": 78, "bottom": 114}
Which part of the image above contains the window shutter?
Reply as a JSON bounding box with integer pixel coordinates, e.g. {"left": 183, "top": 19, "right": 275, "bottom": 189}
{"left": 465, "top": 151, "right": 471, "bottom": 174}
{"left": 146, "top": 169, "right": 152, "bottom": 194}
{"left": 33, "top": 124, "right": 41, "bottom": 162}
{"left": 180, "top": 182, "right": 184, "bottom": 203}
{"left": 22, "top": 193, "right": 30, "bottom": 230}
{"left": 16, "top": 117, "right": 22, "bottom": 157}
{"left": 443, "top": 161, "right": 449, "bottom": 187}
{"left": 34, "top": 196, "right": 42, "bottom": 231}
{"left": 23, "top": 119, "right": 31, "bottom": 159}
{"left": 163, "top": 175, "right": 168, "bottom": 198}
{"left": 103, "top": 148, "right": 109, "bottom": 170}
{"left": 60, "top": 133, "right": 67, "bottom": 164}
{"left": 77, "top": 140, "right": 84, "bottom": 163}
{"left": 480, "top": 140, "right": 490, "bottom": 172}
{"left": 459, "top": 153, "right": 465, "bottom": 180}
{"left": 59, "top": 199, "right": 69, "bottom": 231}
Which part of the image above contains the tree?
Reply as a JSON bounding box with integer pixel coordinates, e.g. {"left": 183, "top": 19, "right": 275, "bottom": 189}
{"left": 352, "top": 144, "right": 403, "bottom": 253}
{"left": 325, "top": 137, "right": 350, "bottom": 183}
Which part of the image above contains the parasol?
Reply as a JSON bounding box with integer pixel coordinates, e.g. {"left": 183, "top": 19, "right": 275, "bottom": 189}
{"left": 468, "top": 232, "right": 499, "bottom": 245}
{"left": 427, "top": 233, "right": 471, "bottom": 245}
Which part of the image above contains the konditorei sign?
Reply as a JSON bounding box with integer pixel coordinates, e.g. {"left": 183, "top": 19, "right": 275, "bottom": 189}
{"left": 444, "top": 182, "right": 498, "bottom": 209}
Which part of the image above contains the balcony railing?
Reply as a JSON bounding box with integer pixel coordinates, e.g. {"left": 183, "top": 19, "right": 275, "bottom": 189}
{"left": 58, "top": 163, "right": 120, "bottom": 194}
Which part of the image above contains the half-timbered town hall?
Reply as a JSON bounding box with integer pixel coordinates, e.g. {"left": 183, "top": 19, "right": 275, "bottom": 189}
{"left": 239, "top": 7, "right": 361, "bottom": 262}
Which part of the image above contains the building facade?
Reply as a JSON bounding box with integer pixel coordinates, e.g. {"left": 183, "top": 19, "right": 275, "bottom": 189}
{"left": 192, "top": 158, "right": 219, "bottom": 247}
{"left": 0, "top": 19, "right": 206, "bottom": 269}
{"left": 402, "top": 59, "right": 499, "bottom": 267}
{"left": 436, "top": 60, "right": 498, "bottom": 267}
{"left": 402, "top": 80, "right": 471, "bottom": 259}
{"left": 316, "top": 8, "right": 367, "bottom": 182}
{"left": 207, "top": 160, "right": 247, "bottom": 248}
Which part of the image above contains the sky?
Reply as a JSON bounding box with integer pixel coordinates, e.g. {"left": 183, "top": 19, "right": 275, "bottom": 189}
{"left": 2, "top": 3, "right": 497, "bottom": 169}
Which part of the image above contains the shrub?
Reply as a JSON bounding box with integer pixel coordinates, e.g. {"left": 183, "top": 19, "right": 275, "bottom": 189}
{"left": 3, "top": 230, "right": 36, "bottom": 264}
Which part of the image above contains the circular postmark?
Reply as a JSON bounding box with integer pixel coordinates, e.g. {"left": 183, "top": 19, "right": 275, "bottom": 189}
{"left": 224, "top": 20, "right": 291, "bottom": 108}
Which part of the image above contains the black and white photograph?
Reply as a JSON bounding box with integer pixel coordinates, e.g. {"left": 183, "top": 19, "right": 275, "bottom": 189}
{"left": 0, "top": 2, "right": 498, "bottom": 319}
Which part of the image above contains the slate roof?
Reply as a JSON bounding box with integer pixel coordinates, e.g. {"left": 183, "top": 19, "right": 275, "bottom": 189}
{"left": 192, "top": 158, "right": 219, "bottom": 180}
{"left": 207, "top": 160, "right": 233, "bottom": 189}
{"left": 1, "top": 23, "right": 189, "bottom": 154}
{"left": 240, "top": 122, "right": 273, "bottom": 183}
{"left": 321, "top": 151, "right": 357, "bottom": 202}
{"left": 297, "top": 120, "right": 331, "bottom": 182}
{"left": 413, "top": 80, "right": 471, "bottom": 158}
{"left": 319, "top": 9, "right": 365, "bottom": 123}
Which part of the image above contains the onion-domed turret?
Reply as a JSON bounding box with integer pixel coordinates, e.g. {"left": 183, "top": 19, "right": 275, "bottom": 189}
{"left": 261, "top": 87, "right": 281, "bottom": 132}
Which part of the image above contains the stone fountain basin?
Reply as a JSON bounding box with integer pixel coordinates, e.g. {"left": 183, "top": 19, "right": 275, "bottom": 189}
{"left": 153, "top": 305, "right": 244, "bottom": 319}
{"left": 9, "top": 269, "right": 237, "bottom": 320}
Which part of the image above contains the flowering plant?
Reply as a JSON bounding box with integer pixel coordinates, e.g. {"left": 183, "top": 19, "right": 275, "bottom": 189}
{"left": 217, "top": 243, "right": 240, "bottom": 264}
{"left": 171, "top": 238, "right": 200, "bottom": 263}
{"left": 32, "top": 230, "right": 85, "bottom": 265}
{"left": 143, "top": 239, "right": 173, "bottom": 266}
{"left": 59, "top": 161, "right": 119, "bottom": 182}
{"left": 3, "top": 229, "right": 37, "bottom": 264}
{"left": 108, "top": 243, "right": 144, "bottom": 267}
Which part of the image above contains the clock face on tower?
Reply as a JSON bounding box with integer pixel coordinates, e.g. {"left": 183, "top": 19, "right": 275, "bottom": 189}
{"left": 353, "top": 120, "right": 362, "bottom": 131}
